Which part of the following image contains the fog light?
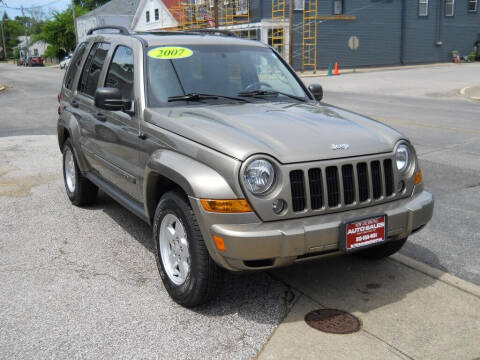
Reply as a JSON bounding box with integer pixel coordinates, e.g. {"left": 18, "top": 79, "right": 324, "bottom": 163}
{"left": 272, "top": 199, "right": 286, "bottom": 214}
{"left": 397, "top": 180, "right": 405, "bottom": 193}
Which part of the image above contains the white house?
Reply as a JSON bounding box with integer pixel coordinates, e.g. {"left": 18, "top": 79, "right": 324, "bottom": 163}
{"left": 130, "top": 0, "right": 178, "bottom": 32}
{"left": 77, "top": 0, "right": 179, "bottom": 42}
{"left": 17, "top": 36, "right": 49, "bottom": 57}
{"left": 77, "top": 0, "right": 141, "bottom": 42}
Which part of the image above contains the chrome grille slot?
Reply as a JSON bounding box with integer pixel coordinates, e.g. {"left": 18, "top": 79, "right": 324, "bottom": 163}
{"left": 290, "top": 170, "right": 306, "bottom": 212}
{"left": 357, "top": 162, "right": 369, "bottom": 202}
{"left": 384, "top": 159, "right": 394, "bottom": 196}
{"left": 341, "top": 164, "right": 355, "bottom": 205}
{"left": 325, "top": 166, "right": 340, "bottom": 207}
{"left": 371, "top": 161, "right": 383, "bottom": 199}
{"left": 308, "top": 168, "right": 323, "bottom": 210}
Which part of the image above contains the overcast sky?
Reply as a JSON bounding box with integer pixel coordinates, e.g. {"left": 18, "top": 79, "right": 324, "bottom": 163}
{"left": 1, "top": 0, "right": 70, "bottom": 19}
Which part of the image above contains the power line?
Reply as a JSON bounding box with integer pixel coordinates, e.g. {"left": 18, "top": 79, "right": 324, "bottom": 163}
{"left": 1, "top": 0, "right": 63, "bottom": 11}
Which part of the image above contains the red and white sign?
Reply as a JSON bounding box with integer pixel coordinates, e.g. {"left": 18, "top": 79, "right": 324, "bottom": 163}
{"left": 345, "top": 216, "right": 386, "bottom": 251}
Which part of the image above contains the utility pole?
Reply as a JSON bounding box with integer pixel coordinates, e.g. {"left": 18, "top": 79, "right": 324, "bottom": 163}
{"left": 288, "top": 0, "right": 294, "bottom": 65}
{"left": 71, "top": 0, "right": 78, "bottom": 45}
{"left": 0, "top": 17, "right": 7, "bottom": 60}
{"left": 214, "top": 0, "right": 218, "bottom": 28}
{"left": 21, "top": 5, "right": 29, "bottom": 56}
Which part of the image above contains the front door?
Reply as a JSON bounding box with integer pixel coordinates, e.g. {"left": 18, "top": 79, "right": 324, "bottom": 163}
{"left": 91, "top": 43, "right": 143, "bottom": 202}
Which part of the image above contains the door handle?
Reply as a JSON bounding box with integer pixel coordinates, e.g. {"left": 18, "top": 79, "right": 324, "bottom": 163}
{"left": 95, "top": 113, "right": 107, "bottom": 122}
{"left": 71, "top": 100, "right": 79, "bottom": 108}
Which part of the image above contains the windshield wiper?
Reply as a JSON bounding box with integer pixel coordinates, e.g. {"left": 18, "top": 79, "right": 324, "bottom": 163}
{"left": 237, "top": 89, "right": 306, "bottom": 102}
{"left": 168, "top": 93, "right": 250, "bottom": 103}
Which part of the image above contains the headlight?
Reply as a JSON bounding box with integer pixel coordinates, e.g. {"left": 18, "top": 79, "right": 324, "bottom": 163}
{"left": 243, "top": 159, "right": 276, "bottom": 195}
{"left": 396, "top": 144, "right": 411, "bottom": 173}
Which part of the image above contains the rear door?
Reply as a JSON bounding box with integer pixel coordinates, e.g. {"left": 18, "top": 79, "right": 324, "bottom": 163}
{"left": 92, "top": 41, "right": 143, "bottom": 201}
{"left": 74, "top": 42, "right": 112, "bottom": 178}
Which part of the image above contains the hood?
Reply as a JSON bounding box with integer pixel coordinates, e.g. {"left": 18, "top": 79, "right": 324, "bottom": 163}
{"left": 145, "top": 102, "right": 404, "bottom": 164}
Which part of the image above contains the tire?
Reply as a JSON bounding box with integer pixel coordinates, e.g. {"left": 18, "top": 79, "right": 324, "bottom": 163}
{"left": 62, "top": 138, "right": 98, "bottom": 206}
{"left": 153, "top": 190, "right": 222, "bottom": 307}
{"left": 355, "top": 238, "right": 407, "bottom": 259}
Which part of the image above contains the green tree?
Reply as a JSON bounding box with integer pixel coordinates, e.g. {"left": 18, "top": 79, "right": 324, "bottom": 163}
{"left": 0, "top": 13, "right": 24, "bottom": 60}
{"left": 36, "top": 6, "right": 87, "bottom": 58}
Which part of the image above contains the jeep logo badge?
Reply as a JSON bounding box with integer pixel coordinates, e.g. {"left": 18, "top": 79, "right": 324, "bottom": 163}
{"left": 331, "top": 144, "right": 350, "bottom": 150}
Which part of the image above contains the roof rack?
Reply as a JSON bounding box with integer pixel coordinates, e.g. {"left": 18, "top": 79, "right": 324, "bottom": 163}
{"left": 87, "top": 26, "right": 130, "bottom": 36}
{"left": 135, "top": 29, "right": 237, "bottom": 38}
{"left": 185, "top": 29, "right": 237, "bottom": 37}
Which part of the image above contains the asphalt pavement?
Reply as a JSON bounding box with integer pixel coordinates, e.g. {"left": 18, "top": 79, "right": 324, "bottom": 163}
{"left": 0, "top": 64, "right": 62, "bottom": 137}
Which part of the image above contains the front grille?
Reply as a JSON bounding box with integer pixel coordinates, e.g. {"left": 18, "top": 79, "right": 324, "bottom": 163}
{"left": 290, "top": 158, "right": 396, "bottom": 213}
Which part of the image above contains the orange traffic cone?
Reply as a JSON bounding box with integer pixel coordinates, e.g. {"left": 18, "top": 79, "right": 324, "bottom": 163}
{"left": 334, "top": 62, "right": 340, "bottom": 75}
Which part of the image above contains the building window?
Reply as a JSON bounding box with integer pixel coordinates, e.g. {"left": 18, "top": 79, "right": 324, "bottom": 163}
{"left": 154, "top": 8, "right": 159, "bottom": 21}
{"left": 146, "top": 10, "right": 150, "bottom": 22}
{"left": 419, "top": 0, "right": 428, "bottom": 16}
{"left": 468, "top": 0, "right": 478, "bottom": 11}
{"left": 236, "top": 0, "right": 248, "bottom": 15}
{"left": 445, "top": 0, "right": 454, "bottom": 16}
{"left": 209, "top": 0, "right": 214, "bottom": 7}
{"left": 333, "top": 0, "right": 344, "bottom": 15}
{"left": 294, "top": 0, "right": 304, "bottom": 10}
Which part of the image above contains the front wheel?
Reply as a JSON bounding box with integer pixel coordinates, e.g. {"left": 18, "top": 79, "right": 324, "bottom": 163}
{"left": 355, "top": 238, "right": 407, "bottom": 259}
{"left": 153, "top": 190, "right": 222, "bottom": 307}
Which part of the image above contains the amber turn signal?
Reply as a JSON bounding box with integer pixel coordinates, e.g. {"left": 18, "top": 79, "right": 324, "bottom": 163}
{"left": 213, "top": 235, "right": 226, "bottom": 252}
{"left": 200, "top": 199, "right": 253, "bottom": 213}
{"left": 414, "top": 169, "right": 423, "bottom": 185}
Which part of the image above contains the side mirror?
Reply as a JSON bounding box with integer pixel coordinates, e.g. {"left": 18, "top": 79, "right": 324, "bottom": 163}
{"left": 95, "top": 87, "right": 124, "bottom": 111}
{"left": 308, "top": 83, "right": 323, "bottom": 101}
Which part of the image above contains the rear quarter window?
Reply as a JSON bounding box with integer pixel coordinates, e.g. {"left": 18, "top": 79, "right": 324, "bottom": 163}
{"left": 64, "top": 42, "right": 87, "bottom": 90}
{"left": 78, "top": 42, "right": 111, "bottom": 97}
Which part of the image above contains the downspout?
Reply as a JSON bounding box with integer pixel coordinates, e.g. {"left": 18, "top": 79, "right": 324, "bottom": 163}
{"left": 400, "top": 0, "right": 406, "bottom": 64}
{"left": 436, "top": 0, "right": 443, "bottom": 46}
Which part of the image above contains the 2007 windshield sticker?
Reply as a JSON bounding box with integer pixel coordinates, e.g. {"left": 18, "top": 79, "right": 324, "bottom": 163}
{"left": 148, "top": 47, "right": 193, "bottom": 59}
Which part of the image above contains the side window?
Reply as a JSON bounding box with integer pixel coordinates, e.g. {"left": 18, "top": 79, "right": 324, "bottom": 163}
{"left": 65, "top": 42, "right": 87, "bottom": 90}
{"left": 445, "top": 0, "right": 455, "bottom": 16}
{"left": 333, "top": 0, "right": 344, "bottom": 15}
{"left": 78, "top": 42, "right": 110, "bottom": 97}
{"left": 419, "top": 0, "right": 428, "bottom": 16}
{"left": 105, "top": 45, "right": 134, "bottom": 101}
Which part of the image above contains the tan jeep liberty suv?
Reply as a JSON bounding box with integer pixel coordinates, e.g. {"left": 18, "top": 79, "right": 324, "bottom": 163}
{"left": 57, "top": 27, "right": 434, "bottom": 307}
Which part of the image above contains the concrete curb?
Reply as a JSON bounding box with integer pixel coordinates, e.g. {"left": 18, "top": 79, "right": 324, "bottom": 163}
{"left": 297, "top": 62, "right": 468, "bottom": 78}
{"left": 391, "top": 253, "right": 480, "bottom": 298}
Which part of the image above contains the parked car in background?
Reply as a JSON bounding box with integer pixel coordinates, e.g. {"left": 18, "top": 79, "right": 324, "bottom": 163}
{"left": 26, "top": 56, "right": 44, "bottom": 67}
{"left": 60, "top": 55, "right": 71, "bottom": 69}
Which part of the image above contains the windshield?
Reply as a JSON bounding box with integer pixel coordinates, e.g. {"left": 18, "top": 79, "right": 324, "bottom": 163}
{"left": 146, "top": 44, "right": 308, "bottom": 106}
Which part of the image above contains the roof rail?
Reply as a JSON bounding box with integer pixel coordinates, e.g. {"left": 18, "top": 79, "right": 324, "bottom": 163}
{"left": 186, "top": 29, "right": 237, "bottom": 37}
{"left": 87, "top": 26, "right": 130, "bottom": 36}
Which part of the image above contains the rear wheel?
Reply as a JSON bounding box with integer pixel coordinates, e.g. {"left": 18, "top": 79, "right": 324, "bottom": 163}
{"left": 153, "top": 190, "right": 222, "bottom": 307}
{"left": 62, "top": 138, "right": 98, "bottom": 206}
{"left": 355, "top": 238, "right": 407, "bottom": 259}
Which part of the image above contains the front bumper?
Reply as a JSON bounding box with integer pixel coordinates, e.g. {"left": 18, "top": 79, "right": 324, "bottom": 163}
{"left": 192, "top": 189, "right": 433, "bottom": 271}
